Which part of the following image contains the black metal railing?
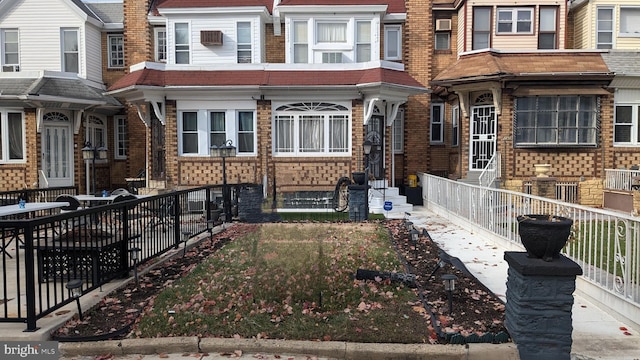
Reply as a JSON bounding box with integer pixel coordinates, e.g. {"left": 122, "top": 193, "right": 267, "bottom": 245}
{"left": 0, "top": 186, "right": 78, "bottom": 205}
{"left": 0, "top": 185, "right": 230, "bottom": 331}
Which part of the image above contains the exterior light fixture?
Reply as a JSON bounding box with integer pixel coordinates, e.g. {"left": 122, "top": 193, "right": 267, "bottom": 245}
{"left": 410, "top": 228, "right": 419, "bottom": 258}
{"left": 442, "top": 274, "right": 458, "bottom": 315}
{"left": 81, "top": 141, "right": 108, "bottom": 195}
{"left": 405, "top": 221, "right": 414, "bottom": 231}
{"left": 181, "top": 231, "right": 192, "bottom": 256}
{"left": 66, "top": 279, "right": 83, "bottom": 321}
{"left": 130, "top": 247, "right": 141, "bottom": 286}
{"left": 362, "top": 140, "right": 372, "bottom": 221}
{"left": 210, "top": 140, "right": 236, "bottom": 223}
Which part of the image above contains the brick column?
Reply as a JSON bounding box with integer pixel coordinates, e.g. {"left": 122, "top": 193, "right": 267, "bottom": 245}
{"left": 530, "top": 177, "right": 557, "bottom": 199}
{"left": 504, "top": 251, "right": 582, "bottom": 360}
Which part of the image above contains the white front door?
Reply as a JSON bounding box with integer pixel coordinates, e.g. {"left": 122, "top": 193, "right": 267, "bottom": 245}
{"left": 41, "top": 122, "right": 74, "bottom": 187}
{"left": 469, "top": 105, "right": 496, "bottom": 171}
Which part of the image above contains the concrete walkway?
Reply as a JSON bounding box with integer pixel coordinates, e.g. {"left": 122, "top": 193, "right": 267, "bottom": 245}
{"left": 3, "top": 208, "right": 640, "bottom": 359}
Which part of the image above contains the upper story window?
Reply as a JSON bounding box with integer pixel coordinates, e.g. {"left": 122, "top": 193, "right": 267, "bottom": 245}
{"left": 514, "top": 96, "right": 598, "bottom": 147}
{"left": 596, "top": 7, "right": 614, "bottom": 49}
{"left": 435, "top": 19, "right": 451, "bottom": 51}
{"left": 473, "top": 8, "right": 491, "bottom": 50}
{"left": 497, "top": 8, "right": 533, "bottom": 34}
{"left": 288, "top": 17, "right": 376, "bottom": 64}
{"left": 0, "top": 109, "right": 25, "bottom": 162}
{"left": 384, "top": 25, "right": 401, "bottom": 60}
{"left": 237, "top": 22, "right": 252, "bottom": 63}
{"left": 274, "top": 102, "right": 350, "bottom": 156}
{"left": 114, "top": 116, "right": 127, "bottom": 159}
{"left": 293, "top": 21, "right": 308, "bottom": 63}
{"left": 154, "top": 27, "right": 167, "bottom": 62}
{"left": 538, "top": 7, "right": 557, "bottom": 49}
{"left": 430, "top": 103, "right": 444, "bottom": 143}
{"left": 1, "top": 29, "right": 19, "bottom": 72}
{"left": 175, "top": 23, "right": 190, "bottom": 64}
{"left": 61, "top": 28, "right": 79, "bottom": 73}
{"left": 620, "top": 7, "right": 640, "bottom": 37}
{"left": 614, "top": 105, "right": 640, "bottom": 145}
{"left": 108, "top": 34, "right": 124, "bottom": 68}
{"left": 179, "top": 108, "right": 257, "bottom": 156}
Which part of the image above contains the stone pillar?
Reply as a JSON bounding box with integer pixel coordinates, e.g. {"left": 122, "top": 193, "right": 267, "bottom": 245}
{"left": 504, "top": 251, "right": 583, "bottom": 360}
{"left": 348, "top": 185, "right": 367, "bottom": 221}
{"left": 530, "top": 177, "right": 557, "bottom": 199}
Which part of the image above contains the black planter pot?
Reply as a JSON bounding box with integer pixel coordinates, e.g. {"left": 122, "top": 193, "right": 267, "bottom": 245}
{"left": 352, "top": 172, "right": 366, "bottom": 185}
{"left": 517, "top": 214, "right": 573, "bottom": 262}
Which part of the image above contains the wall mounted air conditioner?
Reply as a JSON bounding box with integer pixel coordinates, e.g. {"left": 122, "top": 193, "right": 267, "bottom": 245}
{"left": 436, "top": 19, "right": 451, "bottom": 31}
{"left": 201, "top": 30, "right": 223, "bottom": 46}
{"left": 2, "top": 65, "right": 20, "bottom": 72}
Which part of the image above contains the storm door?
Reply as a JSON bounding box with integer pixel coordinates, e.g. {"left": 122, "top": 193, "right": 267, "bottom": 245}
{"left": 469, "top": 93, "right": 496, "bottom": 171}
{"left": 366, "top": 114, "right": 385, "bottom": 179}
{"left": 41, "top": 112, "right": 74, "bottom": 187}
{"left": 151, "top": 111, "right": 166, "bottom": 180}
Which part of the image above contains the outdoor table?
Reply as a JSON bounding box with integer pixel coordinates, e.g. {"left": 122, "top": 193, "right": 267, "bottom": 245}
{"left": 0, "top": 202, "right": 69, "bottom": 257}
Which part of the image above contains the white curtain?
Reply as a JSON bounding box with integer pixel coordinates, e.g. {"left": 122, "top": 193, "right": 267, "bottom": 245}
{"left": 275, "top": 116, "right": 294, "bottom": 152}
{"left": 300, "top": 115, "right": 323, "bottom": 152}
{"left": 317, "top": 23, "right": 347, "bottom": 43}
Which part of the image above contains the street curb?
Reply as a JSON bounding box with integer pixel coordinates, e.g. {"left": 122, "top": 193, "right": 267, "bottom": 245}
{"left": 59, "top": 337, "right": 520, "bottom": 360}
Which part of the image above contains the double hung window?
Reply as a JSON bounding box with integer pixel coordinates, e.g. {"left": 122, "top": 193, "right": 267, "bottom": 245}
{"left": 108, "top": 34, "right": 124, "bottom": 68}
{"left": 0, "top": 109, "right": 24, "bottom": 162}
{"left": 356, "top": 21, "right": 371, "bottom": 62}
{"left": 538, "top": 7, "right": 557, "bottom": 49}
{"left": 155, "top": 27, "right": 167, "bottom": 62}
{"left": 174, "top": 23, "right": 189, "bottom": 64}
{"left": 452, "top": 106, "right": 460, "bottom": 147}
{"left": 393, "top": 109, "right": 404, "bottom": 154}
{"left": 430, "top": 103, "right": 444, "bottom": 143}
{"left": 473, "top": 8, "right": 491, "bottom": 50}
{"left": 614, "top": 105, "right": 640, "bottom": 145}
{"left": 274, "top": 102, "right": 350, "bottom": 156}
{"left": 596, "top": 7, "right": 614, "bottom": 49}
{"left": 497, "top": 8, "right": 533, "bottom": 34}
{"left": 620, "top": 7, "right": 640, "bottom": 36}
{"left": 61, "top": 28, "right": 79, "bottom": 73}
{"left": 237, "top": 22, "right": 252, "bottom": 63}
{"left": 514, "top": 96, "right": 598, "bottom": 147}
{"left": 293, "top": 21, "right": 308, "bottom": 63}
{"left": 384, "top": 25, "right": 401, "bottom": 60}
{"left": 1, "top": 29, "right": 19, "bottom": 72}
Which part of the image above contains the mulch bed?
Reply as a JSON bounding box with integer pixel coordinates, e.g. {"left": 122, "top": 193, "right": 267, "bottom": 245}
{"left": 51, "top": 221, "right": 508, "bottom": 344}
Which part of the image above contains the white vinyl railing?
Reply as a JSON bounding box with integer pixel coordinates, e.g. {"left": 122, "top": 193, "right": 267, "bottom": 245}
{"left": 419, "top": 172, "right": 640, "bottom": 328}
{"left": 478, "top": 151, "right": 501, "bottom": 188}
{"left": 605, "top": 169, "right": 640, "bottom": 191}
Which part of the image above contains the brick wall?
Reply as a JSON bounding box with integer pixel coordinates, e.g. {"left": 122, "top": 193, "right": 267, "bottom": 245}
{"left": 265, "top": 23, "right": 285, "bottom": 63}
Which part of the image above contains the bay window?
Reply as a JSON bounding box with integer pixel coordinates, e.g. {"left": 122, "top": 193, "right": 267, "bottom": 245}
{"left": 473, "top": 8, "right": 491, "bottom": 50}
{"left": 293, "top": 21, "right": 308, "bottom": 63}
{"left": 274, "top": 102, "right": 350, "bottom": 156}
{"left": 356, "top": 21, "right": 371, "bottom": 62}
{"left": 179, "top": 109, "right": 256, "bottom": 156}
{"left": 514, "top": 96, "right": 598, "bottom": 147}
{"left": 497, "top": 8, "right": 533, "bottom": 34}
{"left": 174, "top": 23, "right": 189, "bottom": 64}
{"left": 237, "top": 22, "right": 252, "bottom": 63}
{"left": 0, "top": 109, "right": 24, "bottom": 162}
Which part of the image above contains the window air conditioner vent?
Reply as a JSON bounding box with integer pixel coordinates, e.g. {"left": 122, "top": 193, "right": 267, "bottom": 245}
{"left": 2, "top": 65, "right": 19, "bottom": 72}
{"left": 436, "top": 19, "right": 451, "bottom": 31}
{"left": 201, "top": 30, "right": 223, "bottom": 45}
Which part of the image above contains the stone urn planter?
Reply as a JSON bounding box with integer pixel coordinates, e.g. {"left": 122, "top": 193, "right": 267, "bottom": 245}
{"left": 517, "top": 214, "right": 573, "bottom": 262}
{"left": 534, "top": 164, "right": 552, "bottom": 178}
{"left": 352, "top": 172, "right": 366, "bottom": 185}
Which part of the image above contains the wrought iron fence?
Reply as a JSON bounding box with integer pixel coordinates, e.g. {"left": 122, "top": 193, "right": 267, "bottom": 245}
{"left": 0, "top": 185, "right": 227, "bottom": 331}
{"left": 420, "top": 172, "right": 640, "bottom": 328}
{"left": 0, "top": 186, "right": 78, "bottom": 205}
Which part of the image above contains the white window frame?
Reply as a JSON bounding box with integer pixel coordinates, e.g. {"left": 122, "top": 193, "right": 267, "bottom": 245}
{"left": 174, "top": 22, "right": 190, "bottom": 64}
{"left": 237, "top": 21, "right": 252, "bottom": 64}
{"left": 178, "top": 109, "right": 257, "bottom": 156}
{"left": 154, "top": 27, "right": 167, "bottom": 62}
{"left": 619, "top": 7, "right": 640, "bottom": 37}
{"left": 1, "top": 29, "right": 19, "bottom": 72}
{"left": 114, "top": 116, "right": 127, "bottom": 159}
{"left": 496, "top": 8, "right": 533, "bottom": 34}
{"left": 452, "top": 105, "right": 459, "bottom": 147}
{"left": 273, "top": 102, "right": 351, "bottom": 157}
{"left": 435, "top": 32, "right": 451, "bottom": 50}
{"left": 614, "top": 104, "right": 640, "bottom": 146}
{"left": 597, "top": 6, "right": 614, "bottom": 49}
{"left": 61, "top": 28, "right": 79, "bottom": 73}
{"left": 85, "top": 115, "right": 108, "bottom": 162}
{"left": 384, "top": 25, "right": 401, "bottom": 60}
{"left": 293, "top": 21, "right": 308, "bottom": 63}
{"left": 107, "top": 34, "right": 124, "bottom": 69}
{"left": 355, "top": 21, "right": 371, "bottom": 62}
{"left": 393, "top": 109, "right": 404, "bottom": 154}
{"left": 0, "top": 108, "right": 25, "bottom": 163}
{"left": 430, "top": 103, "right": 444, "bottom": 144}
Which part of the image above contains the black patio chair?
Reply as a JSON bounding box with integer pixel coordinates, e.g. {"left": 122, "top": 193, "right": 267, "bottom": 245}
{"left": 144, "top": 196, "right": 176, "bottom": 232}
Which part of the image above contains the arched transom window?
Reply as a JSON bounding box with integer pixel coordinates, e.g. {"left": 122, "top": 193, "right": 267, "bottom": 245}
{"left": 273, "top": 102, "right": 351, "bottom": 155}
